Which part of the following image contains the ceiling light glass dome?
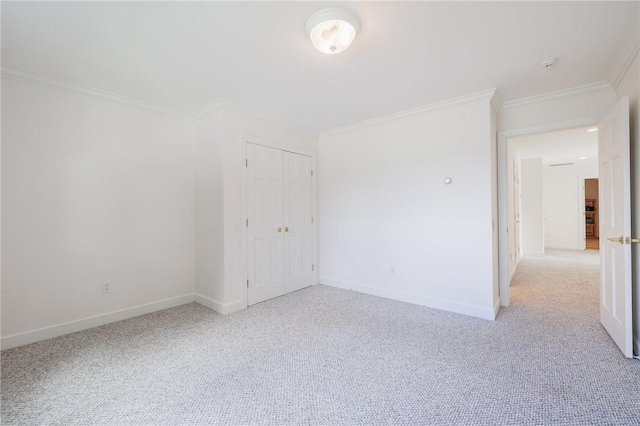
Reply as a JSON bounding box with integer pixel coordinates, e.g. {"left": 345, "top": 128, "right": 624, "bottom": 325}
{"left": 306, "top": 8, "right": 360, "bottom": 55}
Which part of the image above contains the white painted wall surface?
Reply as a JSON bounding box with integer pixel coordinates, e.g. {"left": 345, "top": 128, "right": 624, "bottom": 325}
{"left": 520, "top": 158, "right": 544, "bottom": 255}
{"left": 195, "top": 111, "right": 224, "bottom": 302}
{"left": 542, "top": 160, "right": 598, "bottom": 249}
{"left": 1, "top": 78, "right": 195, "bottom": 340}
{"left": 499, "top": 90, "right": 616, "bottom": 132}
{"left": 614, "top": 53, "right": 640, "bottom": 355}
{"left": 318, "top": 100, "right": 497, "bottom": 320}
{"left": 220, "top": 107, "right": 318, "bottom": 309}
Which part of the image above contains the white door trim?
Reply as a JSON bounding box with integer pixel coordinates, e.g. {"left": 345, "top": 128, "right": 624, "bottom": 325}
{"left": 240, "top": 134, "right": 317, "bottom": 309}
{"left": 498, "top": 117, "right": 599, "bottom": 307}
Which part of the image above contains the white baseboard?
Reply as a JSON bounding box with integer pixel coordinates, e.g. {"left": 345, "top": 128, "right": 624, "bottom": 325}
{"left": 524, "top": 251, "right": 545, "bottom": 257}
{"left": 545, "top": 245, "right": 581, "bottom": 250}
{"left": 195, "top": 293, "right": 245, "bottom": 315}
{"left": 320, "top": 278, "right": 496, "bottom": 321}
{"left": 1, "top": 293, "right": 196, "bottom": 350}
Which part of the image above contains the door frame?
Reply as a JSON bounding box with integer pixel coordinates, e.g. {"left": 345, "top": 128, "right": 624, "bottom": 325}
{"left": 498, "top": 117, "right": 599, "bottom": 306}
{"left": 512, "top": 161, "right": 522, "bottom": 274}
{"left": 240, "top": 134, "right": 318, "bottom": 309}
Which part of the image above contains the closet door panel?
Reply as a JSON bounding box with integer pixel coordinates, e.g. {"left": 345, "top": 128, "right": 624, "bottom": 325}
{"left": 246, "top": 143, "right": 284, "bottom": 305}
{"left": 283, "top": 151, "right": 313, "bottom": 293}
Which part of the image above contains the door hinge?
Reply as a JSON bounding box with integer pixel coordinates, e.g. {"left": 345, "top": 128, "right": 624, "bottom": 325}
{"left": 311, "top": 169, "right": 314, "bottom": 177}
{"left": 247, "top": 279, "right": 249, "bottom": 287}
{"left": 311, "top": 216, "right": 314, "bottom": 224}
{"left": 246, "top": 219, "right": 249, "bottom": 227}
{"left": 246, "top": 159, "right": 248, "bottom": 167}
{"left": 312, "top": 264, "right": 315, "bottom": 271}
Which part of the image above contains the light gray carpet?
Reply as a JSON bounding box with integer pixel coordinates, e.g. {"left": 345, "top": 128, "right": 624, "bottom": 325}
{"left": 2, "top": 249, "right": 639, "bottom": 425}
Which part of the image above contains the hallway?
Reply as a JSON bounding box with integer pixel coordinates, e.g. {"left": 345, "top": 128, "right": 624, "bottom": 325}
{"left": 510, "top": 249, "right": 600, "bottom": 319}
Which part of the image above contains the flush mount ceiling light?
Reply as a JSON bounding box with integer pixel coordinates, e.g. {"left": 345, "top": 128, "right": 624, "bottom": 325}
{"left": 306, "top": 8, "right": 360, "bottom": 54}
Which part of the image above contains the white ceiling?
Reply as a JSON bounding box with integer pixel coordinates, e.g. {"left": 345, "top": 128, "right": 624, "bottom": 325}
{"left": 2, "top": 1, "right": 638, "bottom": 134}
{"left": 510, "top": 127, "right": 598, "bottom": 166}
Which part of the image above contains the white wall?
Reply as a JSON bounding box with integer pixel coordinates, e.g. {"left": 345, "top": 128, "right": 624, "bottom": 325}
{"left": 520, "top": 158, "right": 544, "bottom": 255}
{"left": 499, "top": 90, "right": 616, "bottom": 132}
{"left": 194, "top": 104, "right": 318, "bottom": 313}
{"left": 543, "top": 160, "right": 598, "bottom": 249}
{"left": 1, "top": 78, "right": 195, "bottom": 345}
{"left": 194, "top": 111, "right": 224, "bottom": 303}
{"left": 318, "top": 99, "right": 498, "bottom": 320}
{"left": 615, "top": 52, "right": 640, "bottom": 355}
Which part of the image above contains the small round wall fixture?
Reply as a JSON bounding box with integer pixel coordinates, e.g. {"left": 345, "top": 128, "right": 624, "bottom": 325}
{"left": 306, "top": 8, "right": 360, "bottom": 54}
{"left": 444, "top": 177, "right": 453, "bottom": 185}
{"left": 539, "top": 57, "right": 558, "bottom": 69}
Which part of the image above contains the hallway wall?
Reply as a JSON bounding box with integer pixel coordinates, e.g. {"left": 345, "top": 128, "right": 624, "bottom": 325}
{"left": 520, "top": 158, "right": 544, "bottom": 255}
{"left": 542, "top": 159, "right": 598, "bottom": 249}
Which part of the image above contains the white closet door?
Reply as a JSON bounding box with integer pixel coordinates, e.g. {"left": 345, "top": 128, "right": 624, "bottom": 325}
{"left": 246, "top": 143, "right": 284, "bottom": 305}
{"left": 283, "top": 151, "right": 313, "bottom": 293}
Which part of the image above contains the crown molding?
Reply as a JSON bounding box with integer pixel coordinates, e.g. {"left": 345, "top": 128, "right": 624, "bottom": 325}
{"left": 1, "top": 67, "right": 192, "bottom": 120}
{"left": 3, "top": 67, "right": 317, "bottom": 137}
{"left": 490, "top": 89, "right": 503, "bottom": 112}
{"left": 320, "top": 88, "right": 498, "bottom": 138}
{"left": 501, "top": 81, "right": 614, "bottom": 111}
{"left": 195, "top": 98, "right": 317, "bottom": 139}
{"left": 611, "top": 14, "right": 640, "bottom": 89}
{"left": 194, "top": 99, "right": 225, "bottom": 121}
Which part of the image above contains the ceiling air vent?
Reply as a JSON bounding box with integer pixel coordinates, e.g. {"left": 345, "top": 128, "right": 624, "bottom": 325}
{"left": 549, "top": 162, "right": 574, "bottom": 167}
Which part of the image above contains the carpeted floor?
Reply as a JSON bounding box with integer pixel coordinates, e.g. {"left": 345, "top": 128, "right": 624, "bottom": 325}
{"left": 2, "top": 249, "right": 639, "bottom": 425}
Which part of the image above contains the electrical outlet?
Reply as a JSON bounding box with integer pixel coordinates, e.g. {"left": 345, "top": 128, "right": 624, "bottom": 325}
{"left": 102, "top": 282, "right": 111, "bottom": 294}
{"left": 390, "top": 266, "right": 396, "bottom": 275}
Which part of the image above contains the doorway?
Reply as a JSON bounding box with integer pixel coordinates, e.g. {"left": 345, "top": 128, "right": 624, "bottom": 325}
{"left": 584, "top": 178, "right": 599, "bottom": 249}
{"left": 506, "top": 126, "right": 599, "bottom": 276}
{"left": 499, "top": 98, "right": 634, "bottom": 358}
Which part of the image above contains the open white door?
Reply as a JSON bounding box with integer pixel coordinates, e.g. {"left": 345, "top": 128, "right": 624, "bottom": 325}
{"left": 598, "top": 96, "right": 633, "bottom": 358}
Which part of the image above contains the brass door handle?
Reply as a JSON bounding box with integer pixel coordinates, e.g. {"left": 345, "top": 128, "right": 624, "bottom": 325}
{"left": 607, "top": 236, "right": 624, "bottom": 244}
{"left": 277, "top": 227, "right": 282, "bottom": 233}
{"left": 284, "top": 227, "right": 290, "bottom": 232}
{"left": 625, "top": 237, "right": 640, "bottom": 244}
